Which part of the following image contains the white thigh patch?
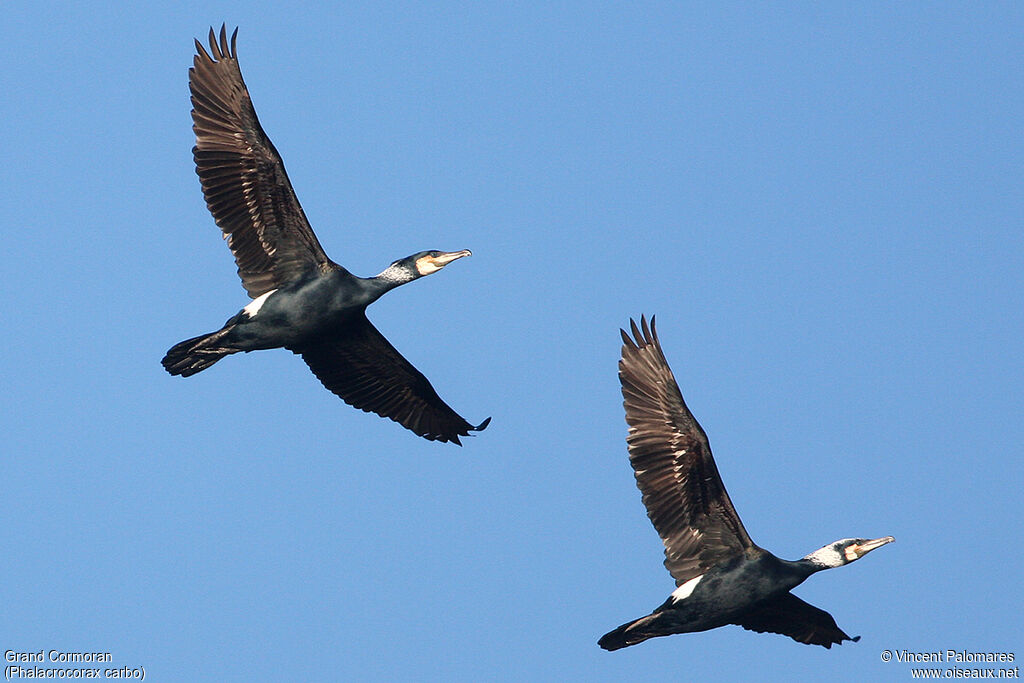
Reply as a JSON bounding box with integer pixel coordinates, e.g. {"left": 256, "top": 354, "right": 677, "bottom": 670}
{"left": 243, "top": 289, "right": 278, "bottom": 318}
{"left": 670, "top": 574, "right": 704, "bottom": 602}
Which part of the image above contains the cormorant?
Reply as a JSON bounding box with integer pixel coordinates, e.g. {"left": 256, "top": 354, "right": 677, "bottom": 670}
{"left": 162, "top": 27, "right": 489, "bottom": 444}
{"left": 598, "top": 316, "right": 893, "bottom": 650}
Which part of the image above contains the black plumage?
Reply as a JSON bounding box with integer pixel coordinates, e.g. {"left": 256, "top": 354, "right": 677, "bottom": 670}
{"left": 162, "top": 27, "right": 488, "bottom": 444}
{"left": 599, "top": 316, "right": 893, "bottom": 650}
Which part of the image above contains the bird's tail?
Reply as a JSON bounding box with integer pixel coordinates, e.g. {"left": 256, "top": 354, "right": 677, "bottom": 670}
{"left": 598, "top": 612, "right": 671, "bottom": 651}
{"left": 162, "top": 327, "right": 236, "bottom": 377}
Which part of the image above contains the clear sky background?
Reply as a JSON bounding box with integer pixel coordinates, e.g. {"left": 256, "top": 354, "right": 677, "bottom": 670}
{"left": 2, "top": 2, "right": 1021, "bottom": 682}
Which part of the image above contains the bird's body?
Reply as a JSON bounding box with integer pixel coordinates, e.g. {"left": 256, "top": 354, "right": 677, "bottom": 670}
{"left": 211, "top": 269, "right": 385, "bottom": 352}
{"left": 599, "top": 317, "right": 893, "bottom": 650}
{"left": 655, "top": 551, "right": 807, "bottom": 630}
{"left": 163, "top": 27, "right": 488, "bottom": 444}
{"left": 601, "top": 548, "right": 826, "bottom": 649}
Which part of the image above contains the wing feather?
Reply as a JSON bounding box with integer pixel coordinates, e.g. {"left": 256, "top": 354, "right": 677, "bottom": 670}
{"left": 190, "top": 26, "right": 338, "bottom": 298}
{"left": 733, "top": 592, "right": 859, "bottom": 648}
{"left": 619, "top": 315, "right": 755, "bottom": 585}
{"left": 295, "top": 313, "right": 489, "bottom": 444}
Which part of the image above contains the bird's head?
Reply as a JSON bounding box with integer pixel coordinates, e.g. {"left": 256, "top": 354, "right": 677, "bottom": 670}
{"left": 803, "top": 536, "right": 895, "bottom": 570}
{"left": 377, "top": 250, "right": 473, "bottom": 285}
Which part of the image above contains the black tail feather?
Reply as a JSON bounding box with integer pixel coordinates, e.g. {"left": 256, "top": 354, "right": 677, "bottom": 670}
{"left": 598, "top": 623, "right": 634, "bottom": 651}
{"left": 162, "top": 328, "right": 235, "bottom": 377}
{"left": 598, "top": 613, "right": 667, "bottom": 651}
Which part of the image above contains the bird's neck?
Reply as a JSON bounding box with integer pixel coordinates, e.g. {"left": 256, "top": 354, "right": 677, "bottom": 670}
{"left": 361, "top": 267, "right": 417, "bottom": 302}
{"left": 781, "top": 557, "right": 830, "bottom": 579}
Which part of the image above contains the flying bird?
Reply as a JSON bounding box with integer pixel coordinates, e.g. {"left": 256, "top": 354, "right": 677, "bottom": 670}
{"left": 162, "top": 27, "right": 489, "bottom": 444}
{"left": 599, "top": 316, "right": 893, "bottom": 650}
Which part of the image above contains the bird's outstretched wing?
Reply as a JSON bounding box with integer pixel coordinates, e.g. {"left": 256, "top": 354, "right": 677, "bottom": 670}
{"left": 619, "top": 315, "right": 755, "bottom": 585}
{"left": 295, "top": 313, "right": 490, "bottom": 444}
{"left": 190, "top": 26, "right": 339, "bottom": 298}
{"left": 733, "top": 592, "right": 859, "bottom": 648}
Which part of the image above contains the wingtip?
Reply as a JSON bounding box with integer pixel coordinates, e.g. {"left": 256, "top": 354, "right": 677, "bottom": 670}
{"left": 438, "top": 416, "right": 490, "bottom": 446}
{"left": 218, "top": 24, "right": 231, "bottom": 57}
{"left": 629, "top": 317, "right": 642, "bottom": 344}
{"left": 622, "top": 315, "right": 658, "bottom": 349}
{"left": 639, "top": 314, "right": 658, "bottom": 345}
{"left": 619, "top": 327, "right": 634, "bottom": 347}
{"left": 199, "top": 24, "right": 238, "bottom": 61}
{"left": 193, "top": 36, "right": 210, "bottom": 64}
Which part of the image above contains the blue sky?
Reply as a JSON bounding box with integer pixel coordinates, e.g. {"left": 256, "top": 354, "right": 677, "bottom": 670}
{"left": 2, "top": 2, "right": 1021, "bottom": 681}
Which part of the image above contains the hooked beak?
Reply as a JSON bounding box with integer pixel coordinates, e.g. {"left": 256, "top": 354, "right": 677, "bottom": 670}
{"left": 415, "top": 249, "right": 473, "bottom": 276}
{"left": 431, "top": 249, "right": 472, "bottom": 267}
{"left": 849, "top": 536, "right": 895, "bottom": 560}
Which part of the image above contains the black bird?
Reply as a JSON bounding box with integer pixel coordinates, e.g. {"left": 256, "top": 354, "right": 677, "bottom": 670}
{"left": 599, "top": 316, "right": 893, "bottom": 650}
{"left": 162, "top": 27, "right": 489, "bottom": 445}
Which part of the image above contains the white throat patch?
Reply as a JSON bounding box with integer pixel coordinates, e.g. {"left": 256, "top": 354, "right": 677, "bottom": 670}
{"left": 415, "top": 257, "right": 442, "bottom": 276}
{"left": 804, "top": 545, "right": 845, "bottom": 569}
{"left": 243, "top": 289, "right": 277, "bottom": 318}
{"left": 670, "top": 574, "right": 704, "bottom": 603}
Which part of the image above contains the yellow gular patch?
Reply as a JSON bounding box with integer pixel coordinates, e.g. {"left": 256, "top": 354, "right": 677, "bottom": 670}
{"left": 844, "top": 546, "right": 860, "bottom": 562}
{"left": 415, "top": 257, "right": 441, "bottom": 276}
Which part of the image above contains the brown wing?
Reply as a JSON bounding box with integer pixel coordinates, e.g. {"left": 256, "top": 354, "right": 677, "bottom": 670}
{"left": 733, "top": 592, "right": 859, "bottom": 648}
{"left": 295, "top": 313, "right": 490, "bottom": 444}
{"left": 619, "top": 315, "right": 755, "bottom": 585}
{"left": 190, "top": 26, "right": 339, "bottom": 298}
